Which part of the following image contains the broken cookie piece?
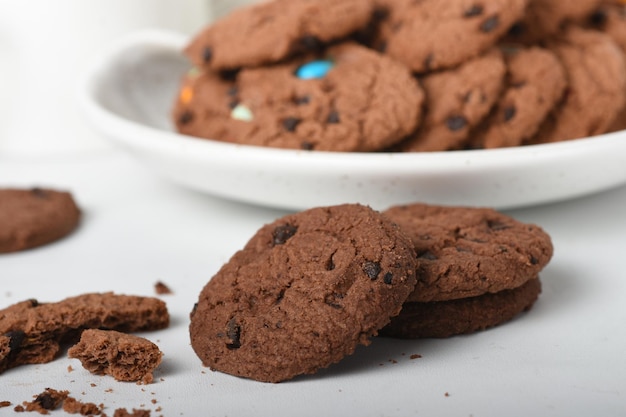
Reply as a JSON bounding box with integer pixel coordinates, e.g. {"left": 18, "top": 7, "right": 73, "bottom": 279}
{"left": 69, "top": 329, "right": 163, "bottom": 384}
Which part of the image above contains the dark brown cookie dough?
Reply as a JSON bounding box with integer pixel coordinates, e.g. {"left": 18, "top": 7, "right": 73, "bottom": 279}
{"left": 398, "top": 49, "right": 505, "bottom": 152}
{"left": 472, "top": 46, "right": 567, "bottom": 149}
{"left": 68, "top": 329, "right": 163, "bottom": 384}
{"left": 506, "top": 0, "right": 603, "bottom": 44}
{"left": 530, "top": 27, "right": 626, "bottom": 144}
{"left": 0, "top": 293, "right": 169, "bottom": 373}
{"left": 373, "top": 0, "right": 527, "bottom": 73}
{"left": 381, "top": 277, "right": 542, "bottom": 338}
{"left": 0, "top": 188, "right": 80, "bottom": 253}
{"left": 189, "top": 204, "right": 417, "bottom": 383}
{"left": 184, "top": 0, "right": 375, "bottom": 71}
{"left": 383, "top": 203, "right": 553, "bottom": 302}
{"left": 174, "top": 42, "right": 424, "bottom": 152}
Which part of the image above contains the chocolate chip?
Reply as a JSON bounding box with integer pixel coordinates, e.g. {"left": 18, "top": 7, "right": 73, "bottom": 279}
{"left": 530, "top": 256, "right": 539, "bottom": 265}
{"left": 446, "top": 115, "right": 468, "bottom": 131}
{"left": 178, "top": 111, "right": 194, "bottom": 125}
{"left": 226, "top": 318, "right": 241, "bottom": 350}
{"left": 363, "top": 261, "right": 382, "bottom": 280}
{"left": 327, "top": 111, "right": 340, "bottom": 124}
{"left": 220, "top": 69, "right": 240, "bottom": 81}
{"left": 282, "top": 117, "right": 301, "bottom": 132}
{"left": 480, "top": 15, "right": 500, "bottom": 33}
{"left": 503, "top": 106, "right": 517, "bottom": 122}
{"left": 6, "top": 331, "right": 25, "bottom": 353}
{"left": 272, "top": 224, "right": 298, "bottom": 245}
{"left": 202, "top": 47, "right": 213, "bottom": 63}
{"left": 30, "top": 188, "right": 48, "bottom": 199}
{"left": 417, "top": 251, "right": 438, "bottom": 260}
{"left": 464, "top": 5, "right": 484, "bottom": 17}
{"left": 294, "top": 96, "right": 311, "bottom": 105}
{"left": 589, "top": 10, "right": 608, "bottom": 27}
{"left": 487, "top": 220, "right": 511, "bottom": 231}
{"left": 383, "top": 272, "right": 394, "bottom": 285}
{"left": 34, "top": 393, "right": 56, "bottom": 410}
{"left": 507, "top": 21, "right": 526, "bottom": 37}
{"left": 299, "top": 35, "right": 322, "bottom": 50}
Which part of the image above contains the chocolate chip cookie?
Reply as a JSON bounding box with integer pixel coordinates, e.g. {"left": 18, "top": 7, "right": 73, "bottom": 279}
{"left": 398, "top": 49, "right": 505, "bottom": 152}
{"left": 184, "top": 0, "right": 375, "bottom": 71}
{"left": 374, "top": 0, "right": 528, "bottom": 73}
{"left": 472, "top": 46, "right": 567, "bottom": 149}
{"left": 530, "top": 27, "right": 626, "bottom": 144}
{"left": 382, "top": 203, "right": 553, "bottom": 302}
{"left": 174, "top": 42, "right": 424, "bottom": 152}
{"left": 189, "top": 204, "right": 417, "bottom": 383}
{"left": 0, "top": 188, "right": 80, "bottom": 253}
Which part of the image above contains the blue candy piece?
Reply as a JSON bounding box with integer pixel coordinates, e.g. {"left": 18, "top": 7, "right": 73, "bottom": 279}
{"left": 295, "top": 60, "right": 334, "bottom": 80}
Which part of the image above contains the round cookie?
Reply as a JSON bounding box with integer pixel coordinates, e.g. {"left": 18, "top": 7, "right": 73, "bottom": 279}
{"left": 471, "top": 46, "right": 567, "bottom": 149}
{"left": 184, "top": 0, "right": 375, "bottom": 71}
{"left": 506, "top": 0, "right": 603, "bottom": 44}
{"left": 189, "top": 204, "right": 417, "bottom": 383}
{"left": 584, "top": 2, "right": 626, "bottom": 132}
{"left": 398, "top": 49, "right": 505, "bottom": 152}
{"left": 529, "top": 27, "right": 626, "bottom": 144}
{"left": 174, "top": 42, "right": 425, "bottom": 152}
{"left": 380, "top": 278, "right": 542, "bottom": 338}
{"left": 373, "top": 0, "right": 527, "bottom": 73}
{"left": 0, "top": 188, "right": 81, "bottom": 253}
{"left": 382, "top": 203, "right": 553, "bottom": 302}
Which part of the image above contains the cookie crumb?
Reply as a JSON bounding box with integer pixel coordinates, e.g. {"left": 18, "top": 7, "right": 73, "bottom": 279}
{"left": 410, "top": 354, "right": 422, "bottom": 360}
{"left": 113, "top": 408, "right": 151, "bottom": 417}
{"left": 0, "top": 401, "right": 11, "bottom": 408}
{"left": 62, "top": 396, "right": 103, "bottom": 415}
{"left": 154, "top": 282, "right": 172, "bottom": 295}
{"left": 19, "top": 388, "right": 69, "bottom": 413}
{"left": 68, "top": 365, "right": 74, "bottom": 372}
{"left": 445, "top": 392, "right": 450, "bottom": 397}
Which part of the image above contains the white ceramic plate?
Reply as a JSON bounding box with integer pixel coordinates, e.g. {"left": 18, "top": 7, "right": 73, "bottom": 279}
{"left": 79, "top": 30, "right": 626, "bottom": 211}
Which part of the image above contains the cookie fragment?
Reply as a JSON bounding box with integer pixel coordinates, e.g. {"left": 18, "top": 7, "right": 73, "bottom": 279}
{"left": 68, "top": 329, "right": 163, "bottom": 384}
{"left": 0, "top": 188, "right": 81, "bottom": 253}
{"left": 189, "top": 204, "right": 417, "bottom": 382}
{"left": 0, "top": 293, "right": 169, "bottom": 373}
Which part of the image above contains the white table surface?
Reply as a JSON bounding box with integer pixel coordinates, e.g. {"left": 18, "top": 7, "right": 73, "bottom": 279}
{"left": 1, "top": 148, "right": 626, "bottom": 417}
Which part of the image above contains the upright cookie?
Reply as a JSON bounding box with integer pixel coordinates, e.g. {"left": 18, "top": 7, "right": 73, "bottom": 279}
{"left": 506, "top": 0, "right": 603, "bottom": 44}
{"left": 174, "top": 42, "right": 424, "bottom": 152}
{"left": 184, "top": 0, "right": 375, "bottom": 71}
{"left": 0, "top": 293, "right": 169, "bottom": 373}
{"left": 398, "top": 49, "right": 505, "bottom": 152}
{"left": 471, "top": 46, "right": 567, "bottom": 149}
{"left": 381, "top": 277, "right": 542, "bottom": 338}
{"left": 0, "top": 188, "right": 80, "bottom": 253}
{"left": 189, "top": 204, "right": 417, "bottom": 383}
{"left": 382, "top": 203, "right": 553, "bottom": 302}
{"left": 373, "top": 0, "right": 527, "bottom": 73}
{"left": 530, "top": 27, "right": 626, "bottom": 144}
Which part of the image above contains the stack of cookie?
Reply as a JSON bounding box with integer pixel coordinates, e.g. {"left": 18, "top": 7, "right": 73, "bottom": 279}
{"left": 172, "top": 0, "right": 626, "bottom": 152}
{"left": 189, "top": 203, "right": 553, "bottom": 382}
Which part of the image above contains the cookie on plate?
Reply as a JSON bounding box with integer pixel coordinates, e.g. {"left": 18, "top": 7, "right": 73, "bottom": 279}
{"left": 0, "top": 188, "right": 81, "bottom": 253}
{"left": 471, "top": 46, "right": 567, "bottom": 149}
{"left": 0, "top": 293, "right": 169, "bottom": 373}
{"left": 381, "top": 278, "right": 542, "bottom": 338}
{"left": 530, "top": 27, "right": 626, "bottom": 144}
{"left": 174, "top": 42, "right": 424, "bottom": 152}
{"left": 184, "top": 0, "right": 375, "bottom": 71}
{"left": 398, "top": 49, "right": 505, "bottom": 152}
{"left": 506, "top": 0, "right": 603, "bottom": 44}
{"left": 189, "top": 204, "right": 417, "bottom": 383}
{"left": 373, "top": 0, "right": 527, "bottom": 73}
